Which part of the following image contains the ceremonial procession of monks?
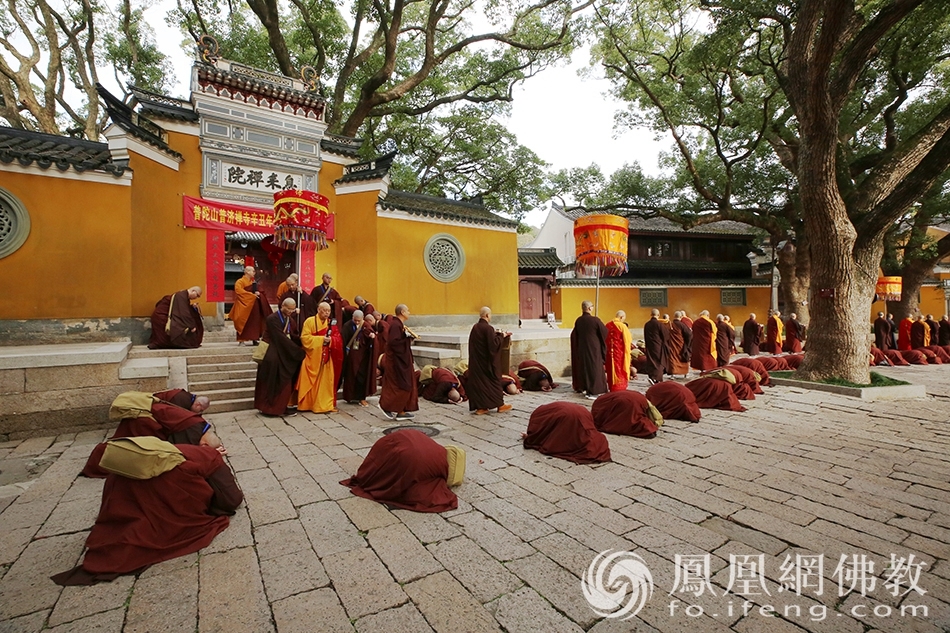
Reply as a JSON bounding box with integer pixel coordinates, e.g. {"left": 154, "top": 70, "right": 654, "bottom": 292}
{"left": 94, "top": 277, "right": 949, "bottom": 590}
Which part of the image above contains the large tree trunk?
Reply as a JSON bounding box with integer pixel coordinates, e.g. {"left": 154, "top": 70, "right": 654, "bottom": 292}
{"left": 776, "top": 240, "right": 812, "bottom": 324}
{"left": 892, "top": 257, "right": 934, "bottom": 320}
{"left": 795, "top": 132, "right": 872, "bottom": 384}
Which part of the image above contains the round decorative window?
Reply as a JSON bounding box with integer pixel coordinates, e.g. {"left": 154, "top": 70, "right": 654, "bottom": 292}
{"left": 424, "top": 233, "right": 465, "bottom": 283}
{"left": 0, "top": 189, "right": 31, "bottom": 259}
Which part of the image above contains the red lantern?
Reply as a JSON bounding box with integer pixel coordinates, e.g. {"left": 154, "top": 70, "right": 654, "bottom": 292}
{"left": 272, "top": 189, "right": 331, "bottom": 251}
{"left": 260, "top": 235, "right": 286, "bottom": 274}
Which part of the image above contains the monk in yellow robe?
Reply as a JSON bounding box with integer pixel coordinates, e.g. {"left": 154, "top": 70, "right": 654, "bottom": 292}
{"left": 297, "top": 302, "right": 343, "bottom": 413}
{"left": 229, "top": 266, "right": 261, "bottom": 343}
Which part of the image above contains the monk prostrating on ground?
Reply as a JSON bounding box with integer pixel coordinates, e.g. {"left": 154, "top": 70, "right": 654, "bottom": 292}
{"left": 591, "top": 391, "right": 662, "bottom": 439}
{"left": 53, "top": 442, "right": 242, "bottom": 585}
{"left": 685, "top": 376, "right": 746, "bottom": 412}
{"left": 523, "top": 402, "right": 611, "bottom": 464}
{"left": 340, "top": 429, "right": 463, "bottom": 512}
{"left": 517, "top": 360, "right": 557, "bottom": 392}
{"left": 646, "top": 381, "right": 701, "bottom": 423}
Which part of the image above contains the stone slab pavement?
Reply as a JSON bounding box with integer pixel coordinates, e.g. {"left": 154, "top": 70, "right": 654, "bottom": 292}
{"left": 1, "top": 363, "right": 949, "bottom": 632}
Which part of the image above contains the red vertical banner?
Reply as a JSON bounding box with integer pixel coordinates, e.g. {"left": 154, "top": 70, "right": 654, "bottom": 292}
{"left": 206, "top": 230, "right": 226, "bottom": 301}
{"left": 299, "top": 242, "right": 315, "bottom": 290}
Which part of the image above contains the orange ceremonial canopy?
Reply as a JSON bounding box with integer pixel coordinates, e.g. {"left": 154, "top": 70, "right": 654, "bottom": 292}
{"left": 875, "top": 276, "right": 902, "bottom": 302}
{"left": 574, "top": 214, "right": 629, "bottom": 276}
{"left": 272, "top": 189, "right": 331, "bottom": 250}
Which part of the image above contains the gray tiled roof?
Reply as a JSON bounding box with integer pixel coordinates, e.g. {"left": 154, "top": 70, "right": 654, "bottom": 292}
{"left": 321, "top": 133, "right": 363, "bottom": 158}
{"left": 519, "top": 248, "right": 564, "bottom": 269}
{"left": 557, "top": 277, "right": 770, "bottom": 287}
{"left": 336, "top": 151, "right": 396, "bottom": 183}
{"left": 97, "top": 83, "right": 182, "bottom": 160}
{"left": 554, "top": 207, "right": 759, "bottom": 236}
{"left": 379, "top": 190, "right": 518, "bottom": 228}
{"left": 0, "top": 126, "right": 127, "bottom": 176}
{"left": 130, "top": 86, "right": 199, "bottom": 122}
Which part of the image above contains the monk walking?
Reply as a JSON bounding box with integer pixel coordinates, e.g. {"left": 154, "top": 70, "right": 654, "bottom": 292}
{"left": 379, "top": 304, "right": 419, "bottom": 420}
{"left": 466, "top": 307, "right": 513, "bottom": 414}
{"left": 742, "top": 313, "right": 762, "bottom": 355}
{"left": 254, "top": 298, "right": 305, "bottom": 415}
{"left": 765, "top": 310, "right": 784, "bottom": 354}
{"left": 668, "top": 311, "right": 691, "bottom": 378}
{"left": 783, "top": 313, "right": 805, "bottom": 352}
{"left": 342, "top": 313, "right": 377, "bottom": 406}
{"left": 642, "top": 309, "right": 669, "bottom": 384}
{"left": 230, "top": 266, "right": 272, "bottom": 344}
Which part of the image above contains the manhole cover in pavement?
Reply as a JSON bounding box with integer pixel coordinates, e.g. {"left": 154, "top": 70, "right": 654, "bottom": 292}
{"left": 382, "top": 424, "right": 440, "bottom": 437}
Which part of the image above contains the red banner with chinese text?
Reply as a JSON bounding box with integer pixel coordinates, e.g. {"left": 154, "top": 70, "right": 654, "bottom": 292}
{"left": 206, "top": 231, "right": 226, "bottom": 301}
{"left": 300, "top": 242, "right": 316, "bottom": 290}
{"left": 184, "top": 196, "right": 275, "bottom": 233}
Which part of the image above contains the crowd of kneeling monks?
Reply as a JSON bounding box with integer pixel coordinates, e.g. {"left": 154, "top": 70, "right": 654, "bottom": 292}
{"left": 76, "top": 288, "right": 948, "bottom": 586}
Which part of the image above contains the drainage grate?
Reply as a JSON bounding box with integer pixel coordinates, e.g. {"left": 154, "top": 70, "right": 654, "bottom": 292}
{"left": 382, "top": 424, "right": 440, "bottom": 437}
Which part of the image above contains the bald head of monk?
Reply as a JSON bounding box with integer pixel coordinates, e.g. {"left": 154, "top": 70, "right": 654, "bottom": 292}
{"left": 364, "top": 313, "right": 376, "bottom": 326}
{"left": 447, "top": 388, "right": 461, "bottom": 403}
{"left": 650, "top": 309, "right": 659, "bottom": 318}
{"left": 352, "top": 310, "right": 364, "bottom": 328}
{"left": 281, "top": 298, "right": 297, "bottom": 316}
{"left": 616, "top": 310, "right": 626, "bottom": 320}
{"left": 581, "top": 301, "right": 593, "bottom": 314}
{"left": 317, "top": 302, "right": 331, "bottom": 320}
{"left": 395, "top": 304, "right": 410, "bottom": 321}
{"left": 480, "top": 306, "right": 492, "bottom": 320}
{"left": 244, "top": 266, "right": 256, "bottom": 279}
{"left": 191, "top": 396, "right": 210, "bottom": 413}
{"left": 187, "top": 286, "right": 202, "bottom": 300}
{"left": 700, "top": 310, "right": 710, "bottom": 317}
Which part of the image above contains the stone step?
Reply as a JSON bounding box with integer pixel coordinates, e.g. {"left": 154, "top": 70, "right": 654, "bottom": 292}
{"left": 198, "top": 385, "right": 255, "bottom": 402}
{"left": 207, "top": 396, "right": 255, "bottom": 414}
{"left": 187, "top": 361, "right": 258, "bottom": 373}
{"left": 189, "top": 377, "right": 257, "bottom": 392}
{"left": 127, "top": 343, "right": 253, "bottom": 360}
{"left": 188, "top": 368, "right": 258, "bottom": 381}
{"left": 186, "top": 352, "right": 256, "bottom": 366}
{"left": 412, "top": 345, "right": 461, "bottom": 369}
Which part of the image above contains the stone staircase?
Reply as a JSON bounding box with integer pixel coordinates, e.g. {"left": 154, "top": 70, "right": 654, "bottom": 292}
{"left": 125, "top": 323, "right": 257, "bottom": 413}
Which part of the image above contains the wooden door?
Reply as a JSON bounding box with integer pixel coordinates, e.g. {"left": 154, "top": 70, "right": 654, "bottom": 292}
{"left": 519, "top": 279, "right": 545, "bottom": 319}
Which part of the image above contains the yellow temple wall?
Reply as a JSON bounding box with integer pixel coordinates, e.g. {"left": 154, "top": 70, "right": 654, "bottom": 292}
{"left": 376, "top": 218, "right": 518, "bottom": 317}
{"left": 330, "top": 189, "right": 380, "bottom": 305}
{"left": 0, "top": 172, "right": 132, "bottom": 319}
{"left": 554, "top": 286, "right": 771, "bottom": 331}
{"left": 128, "top": 131, "right": 207, "bottom": 317}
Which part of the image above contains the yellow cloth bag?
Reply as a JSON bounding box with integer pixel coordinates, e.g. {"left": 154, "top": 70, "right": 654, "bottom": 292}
{"left": 702, "top": 369, "right": 736, "bottom": 384}
{"left": 109, "top": 391, "right": 157, "bottom": 421}
{"left": 445, "top": 445, "right": 466, "bottom": 487}
{"left": 646, "top": 402, "right": 664, "bottom": 427}
{"left": 98, "top": 436, "right": 185, "bottom": 480}
{"left": 252, "top": 341, "right": 269, "bottom": 364}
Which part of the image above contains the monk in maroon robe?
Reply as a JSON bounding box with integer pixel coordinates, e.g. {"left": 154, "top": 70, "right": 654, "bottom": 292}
{"left": 646, "top": 382, "right": 701, "bottom": 422}
{"left": 725, "top": 365, "right": 765, "bottom": 400}
{"left": 715, "top": 315, "right": 733, "bottom": 367}
{"left": 311, "top": 272, "right": 346, "bottom": 325}
{"left": 591, "top": 391, "right": 659, "bottom": 438}
{"left": 340, "top": 429, "right": 457, "bottom": 512}
{"left": 900, "top": 349, "right": 929, "bottom": 364}
{"left": 54, "top": 444, "right": 242, "bottom": 585}
{"left": 742, "top": 314, "right": 762, "bottom": 355}
{"left": 643, "top": 310, "right": 670, "bottom": 383}
{"left": 685, "top": 377, "right": 746, "bottom": 412}
{"left": 757, "top": 355, "right": 791, "bottom": 372}
{"left": 939, "top": 316, "right": 950, "bottom": 346}
{"left": 869, "top": 347, "right": 893, "bottom": 366}
{"left": 570, "top": 301, "right": 608, "bottom": 397}
{"left": 783, "top": 354, "right": 805, "bottom": 369}
{"left": 873, "top": 313, "right": 892, "bottom": 351}
{"left": 925, "top": 345, "right": 950, "bottom": 362}
{"left": 517, "top": 360, "right": 557, "bottom": 391}
{"left": 153, "top": 388, "right": 207, "bottom": 412}
{"left": 420, "top": 367, "right": 463, "bottom": 404}
{"left": 884, "top": 349, "right": 910, "bottom": 365}
{"left": 82, "top": 396, "right": 221, "bottom": 478}
{"left": 691, "top": 311, "right": 718, "bottom": 371}
{"left": 149, "top": 287, "right": 204, "bottom": 349}
{"left": 255, "top": 299, "right": 305, "bottom": 415}
{"left": 916, "top": 347, "right": 941, "bottom": 364}
{"left": 783, "top": 314, "right": 805, "bottom": 352}
{"left": 523, "top": 402, "right": 611, "bottom": 464}
{"left": 668, "top": 312, "right": 692, "bottom": 377}
{"left": 342, "top": 314, "right": 378, "bottom": 405}
{"left": 910, "top": 317, "right": 931, "bottom": 348}
{"left": 379, "top": 305, "right": 419, "bottom": 420}
{"left": 731, "top": 357, "right": 771, "bottom": 386}
{"left": 467, "top": 308, "right": 513, "bottom": 414}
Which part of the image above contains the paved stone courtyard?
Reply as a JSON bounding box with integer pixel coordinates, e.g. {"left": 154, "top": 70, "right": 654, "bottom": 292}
{"left": 1, "top": 364, "right": 949, "bottom": 633}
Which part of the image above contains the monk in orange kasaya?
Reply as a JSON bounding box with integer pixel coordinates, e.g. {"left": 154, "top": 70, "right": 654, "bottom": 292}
{"left": 605, "top": 311, "right": 633, "bottom": 391}
{"left": 229, "top": 266, "right": 272, "bottom": 344}
{"left": 297, "top": 302, "right": 343, "bottom": 413}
